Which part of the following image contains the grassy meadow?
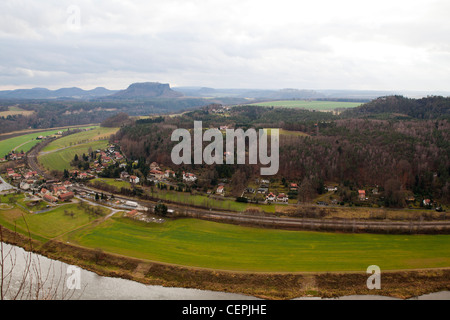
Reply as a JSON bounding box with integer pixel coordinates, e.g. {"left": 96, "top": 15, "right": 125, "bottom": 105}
{"left": 1, "top": 192, "right": 449, "bottom": 273}
{"left": 0, "top": 194, "right": 110, "bottom": 241}
{"left": 38, "top": 140, "right": 109, "bottom": 171}
{"left": 66, "top": 216, "right": 450, "bottom": 272}
{"left": 41, "top": 127, "right": 118, "bottom": 152}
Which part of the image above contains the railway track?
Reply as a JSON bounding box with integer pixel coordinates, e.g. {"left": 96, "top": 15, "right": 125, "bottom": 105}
{"left": 73, "top": 185, "right": 450, "bottom": 234}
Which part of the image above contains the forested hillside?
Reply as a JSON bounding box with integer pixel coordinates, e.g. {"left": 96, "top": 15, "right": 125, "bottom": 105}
{"left": 343, "top": 95, "right": 450, "bottom": 119}
{"left": 112, "top": 101, "right": 450, "bottom": 206}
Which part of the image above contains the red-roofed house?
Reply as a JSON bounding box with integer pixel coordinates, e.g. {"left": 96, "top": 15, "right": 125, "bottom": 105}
{"left": 129, "top": 175, "right": 140, "bottom": 184}
{"left": 53, "top": 186, "right": 67, "bottom": 195}
{"left": 150, "top": 169, "right": 164, "bottom": 180}
{"left": 358, "top": 190, "right": 366, "bottom": 200}
{"left": 127, "top": 209, "right": 139, "bottom": 218}
{"left": 216, "top": 185, "right": 224, "bottom": 194}
{"left": 43, "top": 194, "right": 58, "bottom": 203}
{"left": 58, "top": 192, "right": 74, "bottom": 202}
{"left": 12, "top": 173, "right": 21, "bottom": 180}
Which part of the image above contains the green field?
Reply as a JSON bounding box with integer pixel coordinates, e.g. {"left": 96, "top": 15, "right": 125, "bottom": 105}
{"left": 0, "top": 197, "right": 110, "bottom": 241}
{"left": 248, "top": 100, "right": 362, "bottom": 111}
{"left": 41, "top": 127, "right": 118, "bottom": 152}
{"left": 148, "top": 189, "right": 276, "bottom": 213}
{"left": 0, "top": 126, "right": 97, "bottom": 158}
{"left": 89, "top": 177, "right": 131, "bottom": 189}
{"left": 66, "top": 216, "right": 450, "bottom": 272}
{"left": 38, "top": 140, "right": 109, "bottom": 171}
{"left": 1, "top": 193, "right": 449, "bottom": 273}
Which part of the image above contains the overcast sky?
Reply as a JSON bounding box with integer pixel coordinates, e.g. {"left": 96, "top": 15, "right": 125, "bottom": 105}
{"left": 0, "top": 0, "right": 449, "bottom": 91}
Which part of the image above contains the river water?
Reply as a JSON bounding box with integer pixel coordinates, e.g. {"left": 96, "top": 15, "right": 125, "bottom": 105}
{"left": 1, "top": 243, "right": 448, "bottom": 300}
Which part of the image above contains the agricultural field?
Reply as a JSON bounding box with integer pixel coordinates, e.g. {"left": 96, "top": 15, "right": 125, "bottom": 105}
{"left": 0, "top": 125, "right": 97, "bottom": 158}
{"left": 41, "top": 126, "right": 118, "bottom": 152}
{"left": 248, "top": 100, "right": 362, "bottom": 111}
{"left": 37, "top": 126, "right": 118, "bottom": 171}
{"left": 0, "top": 106, "right": 34, "bottom": 117}
{"left": 66, "top": 216, "right": 450, "bottom": 272}
{"left": 38, "top": 140, "right": 109, "bottom": 171}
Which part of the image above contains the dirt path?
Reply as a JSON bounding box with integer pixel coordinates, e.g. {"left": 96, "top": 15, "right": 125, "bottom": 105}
{"left": 12, "top": 139, "right": 33, "bottom": 152}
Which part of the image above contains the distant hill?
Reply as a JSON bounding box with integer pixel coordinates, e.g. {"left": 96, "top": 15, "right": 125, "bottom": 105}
{"left": 0, "top": 87, "right": 118, "bottom": 99}
{"left": 343, "top": 95, "right": 450, "bottom": 119}
{"left": 109, "top": 82, "right": 183, "bottom": 99}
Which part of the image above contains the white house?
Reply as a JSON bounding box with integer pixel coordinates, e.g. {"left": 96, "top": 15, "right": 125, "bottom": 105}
{"left": 216, "top": 185, "right": 224, "bottom": 194}
{"left": 183, "top": 172, "right": 197, "bottom": 182}
{"left": 130, "top": 175, "right": 140, "bottom": 184}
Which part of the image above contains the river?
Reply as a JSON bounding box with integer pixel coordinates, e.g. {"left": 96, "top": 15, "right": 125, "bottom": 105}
{"left": 1, "top": 243, "right": 448, "bottom": 300}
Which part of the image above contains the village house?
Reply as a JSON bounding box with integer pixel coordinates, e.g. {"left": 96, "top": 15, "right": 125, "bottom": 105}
{"left": 43, "top": 194, "right": 58, "bottom": 203}
{"left": 101, "top": 155, "right": 112, "bottom": 163}
{"left": 12, "top": 173, "right": 21, "bottom": 180}
{"left": 266, "top": 192, "right": 276, "bottom": 202}
{"left": 150, "top": 169, "right": 164, "bottom": 180}
{"left": 24, "top": 171, "right": 38, "bottom": 179}
{"left": 129, "top": 175, "right": 140, "bottom": 184}
{"left": 126, "top": 209, "right": 139, "bottom": 218}
{"left": 79, "top": 172, "right": 88, "bottom": 179}
{"left": 216, "top": 185, "right": 224, "bottom": 195}
{"left": 277, "top": 193, "right": 289, "bottom": 202}
{"left": 58, "top": 191, "right": 74, "bottom": 202}
{"left": 183, "top": 172, "right": 197, "bottom": 182}
{"left": 290, "top": 183, "right": 298, "bottom": 191}
{"left": 52, "top": 185, "right": 67, "bottom": 196}
{"left": 39, "top": 188, "right": 50, "bottom": 197}
{"left": 358, "top": 190, "right": 366, "bottom": 201}
{"left": 63, "top": 181, "right": 73, "bottom": 188}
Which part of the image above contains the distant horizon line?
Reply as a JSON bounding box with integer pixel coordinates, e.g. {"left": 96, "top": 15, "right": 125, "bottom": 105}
{"left": 0, "top": 83, "right": 449, "bottom": 95}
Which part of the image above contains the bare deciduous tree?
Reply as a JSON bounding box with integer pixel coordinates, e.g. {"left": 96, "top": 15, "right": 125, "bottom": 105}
{"left": 0, "top": 217, "right": 86, "bottom": 300}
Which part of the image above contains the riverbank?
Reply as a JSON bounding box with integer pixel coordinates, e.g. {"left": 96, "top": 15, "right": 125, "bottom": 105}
{"left": 2, "top": 226, "right": 449, "bottom": 300}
